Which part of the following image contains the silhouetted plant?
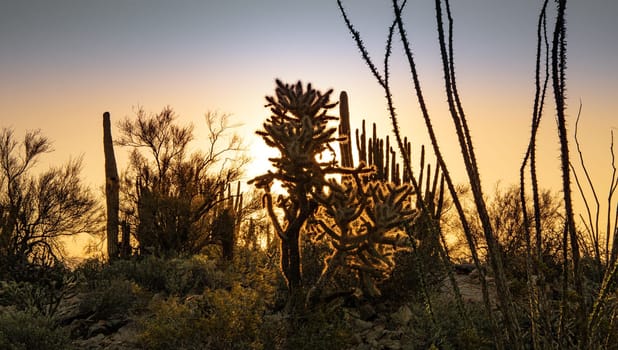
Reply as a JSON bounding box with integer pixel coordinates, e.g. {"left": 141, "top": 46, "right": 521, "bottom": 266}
{"left": 77, "top": 277, "right": 139, "bottom": 322}
{"left": 138, "top": 281, "right": 268, "bottom": 349}
{"left": 457, "top": 185, "right": 564, "bottom": 283}
{"left": 307, "top": 175, "right": 416, "bottom": 303}
{"left": 519, "top": 3, "right": 551, "bottom": 346}
{"left": 0, "top": 308, "right": 74, "bottom": 350}
{"left": 571, "top": 111, "right": 618, "bottom": 346}
{"left": 337, "top": 0, "right": 507, "bottom": 344}
{"left": 349, "top": 109, "right": 451, "bottom": 311}
{"left": 116, "top": 107, "right": 246, "bottom": 258}
{"left": 250, "top": 80, "right": 339, "bottom": 312}
{"left": 0, "top": 263, "right": 76, "bottom": 318}
{"left": 338, "top": 0, "right": 616, "bottom": 348}
{"left": 0, "top": 128, "right": 98, "bottom": 277}
{"left": 252, "top": 81, "right": 422, "bottom": 315}
{"left": 103, "top": 112, "right": 120, "bottom": 261}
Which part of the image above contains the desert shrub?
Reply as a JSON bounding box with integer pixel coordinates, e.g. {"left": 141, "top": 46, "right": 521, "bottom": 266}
{"left": 402, "top": 296, "right": 493, "bottom": 350}
{"left": 76, "top": 255, "right": 231, "bottom": 295}
{"left": 0, "top": 308, "right": 73, "bottom": 350}
{"left": 476, "top": 186, "right": 564, "bottom": 281}
{"left": 202, "top": 283, "right": 265, "bottom": 349}
{"left": 78, "top": 278, "right": 141, "bottom": 321}
{"left": 164, "top": 255, "right": 230, "bottom": 295}
{"left": 233, "top": 246, "right": 279, "bottom": 305}
{"left": 73, "top": 258, "right": 106, "bottom": 289}
{"left": 139, "top": 282, "right": 265, "bottom": 350}
{"left": 137, "top": 297, "right": 208, "bottom": 350}
{"left": 0, "top": 265, "right": 76, "bottom": 318}
{"left": 273, "top": 306, "right": 353, "bottom": 350}
{"left": 117, "top": 108, "right": 245, "bottom": 257}
{"left": 0, "top": 281, "right": 48, "bottom": 311}
{"left": 300, "top": 234, "right": 330, "bottom": 288}
{"left": 380, "top": 248, "right": 446, "bottom": 303}
{"left": 107, "top": 256, "right": 170, "bottom": 292}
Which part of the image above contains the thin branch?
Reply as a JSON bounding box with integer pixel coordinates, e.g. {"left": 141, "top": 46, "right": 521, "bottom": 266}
{"left": 572, "top": 102, "right": 601, "bottom": 262}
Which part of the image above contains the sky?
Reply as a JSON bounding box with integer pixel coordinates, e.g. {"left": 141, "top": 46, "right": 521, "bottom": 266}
{"left": 1, "top": 1, "right": 617, "bottom": 256}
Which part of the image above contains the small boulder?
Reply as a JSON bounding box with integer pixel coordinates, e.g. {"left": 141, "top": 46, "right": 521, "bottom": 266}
{"left": 390, "top": 305, "right": 412, "bottom": 326}
{"left": 359, "top": 303, "right": 377, "bottom": 321}
{"left": 353, "top": 318, "right": 374, "bottom": 330}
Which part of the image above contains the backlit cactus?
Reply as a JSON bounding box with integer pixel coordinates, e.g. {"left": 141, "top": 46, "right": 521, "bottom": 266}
{"left": 252, "top": 81, "right": 421, "bottom": 310}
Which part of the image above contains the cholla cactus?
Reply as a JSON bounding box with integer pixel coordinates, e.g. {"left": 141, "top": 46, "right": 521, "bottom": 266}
{"left": 252, "top": 80, "right": 418, "bottom": 311}
{"left": 251, "top": 80, "right": 340, "bottom": 192}
{"left": 309, "top": 175, "right": 416, "bottom": 302}
{"left": 250, "top": 80, "right": 341, "bottom": 311}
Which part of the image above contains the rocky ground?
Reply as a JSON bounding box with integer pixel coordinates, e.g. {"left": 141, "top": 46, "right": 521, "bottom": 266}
{"left": 52, "top": 268, "right": 489, "bottom": 350}
{"left": 55, "top": 294, "right": 141, "bottom": 350}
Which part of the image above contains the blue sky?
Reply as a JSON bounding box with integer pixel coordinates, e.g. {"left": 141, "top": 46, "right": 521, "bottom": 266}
{"left": 1, "top": 0, "right": 617, "bottom": 204}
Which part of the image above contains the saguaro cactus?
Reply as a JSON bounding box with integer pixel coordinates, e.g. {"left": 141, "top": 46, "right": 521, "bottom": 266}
{"left": 103, "top": 112, "right": 120, "bottom": 260}
{"left": 214, "top": 181, "right": 244, "bottom": 261}
{"left": 338, "top": 91, "right": 353, "bottom": 168}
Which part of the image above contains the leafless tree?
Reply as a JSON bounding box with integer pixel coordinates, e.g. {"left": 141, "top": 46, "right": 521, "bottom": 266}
{"left": 0, "top": 128, "right": 98, "bottom": 275}
{"left": 116, "top": 107, "right": 246, "bottom": 257}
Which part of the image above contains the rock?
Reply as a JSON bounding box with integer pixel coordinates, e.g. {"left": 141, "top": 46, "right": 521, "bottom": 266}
{"left": 355, "top": 343, "right": 373, "bottom": 350}
{"left": 106, "top": 318, "right": 129, "bottom": 332}
{"left": 390, "top": 305, "right": 412, "bottom": 326}
{"left": 353, "top": 318, "right": 374, "bottom": 330}
{"left": 87, "top": 320, "right": 110, "bottom": 338}
{"left": 89, "top": 333, "right": 106, "bottom": 346}
{"left": 440, "top": 274, "right": 498, "bottom": 305}
{"left": 379, "top": 338, "right": 402, "bottom": 350}
{"left": 150, "top": 292, "right": 166, "bottom": 304}
{"left": 71, "top": 317, "right": 141, "bottom": 350}
{"left": 86, "top": 318, "right": 129, "bottom": 338}
{"left": 351, "top": 333, "right": 363, "bottom": 345}
{"left": 114, "top": 320, "right": 135, "bottom": 338}
{"left": 69, "top": 318, "right": 90, "bottom": 339}
{"left": 359, "top": 303, "right": 377, "bottom": 321}
{"left": 56, "top": 294, "right": 91, "bottom": 326}
{"left": 344, "top": 308, "right": 361, "bottom": 320}
{"left": 364, "top": 324, "right": 386, "bottom": 343}
{"left": 106, "top": 320, "right": 141, "bottom": 350}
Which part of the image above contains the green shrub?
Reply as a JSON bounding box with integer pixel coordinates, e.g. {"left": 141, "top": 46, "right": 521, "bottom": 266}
{"left": 79, "top": 255, "right": 231, "bottom": 295}
{"left": 138, "top": 297, "right": 207, "bottom": 350}
{"left": 73, "top": 258, "right": 106, "bottom": 289}
{"left": 0, "top": 263, "right": 77, "bottom": 318}
{"left": 109, "top": 256, "right": 170, "bottom": 292}
{"left": 0, "top": 277, "right": 76, "bottom": 318}
{"left": 78, "top": 278, "right": 141, "bottom": 320}
{"left": 233, "top": 247, "right": 278, "bottom": 307}
{"left": 165, "top": 255, "right": 229, "bottom": 295}
{"left": 202, "top": 283, "right": 265, "bottom": 349}
{"left": 138, "top": 282, "right": 265, "bottom": 350}
{"left": 272, "top": 306, "right": 353, "bottom": 350}
{"left": 0, "top": 308, "right": 73, "bottom": 350}
{"left": 0, "top": 280, "right": 40, "bottom": 310}
{"left": 402, "top": 296, "right": 493, "bottom": 350}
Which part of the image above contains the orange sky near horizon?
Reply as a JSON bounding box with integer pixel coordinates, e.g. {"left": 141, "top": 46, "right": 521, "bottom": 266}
{"left": 1, "top": 1, "right": 617, "bottom": 258}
